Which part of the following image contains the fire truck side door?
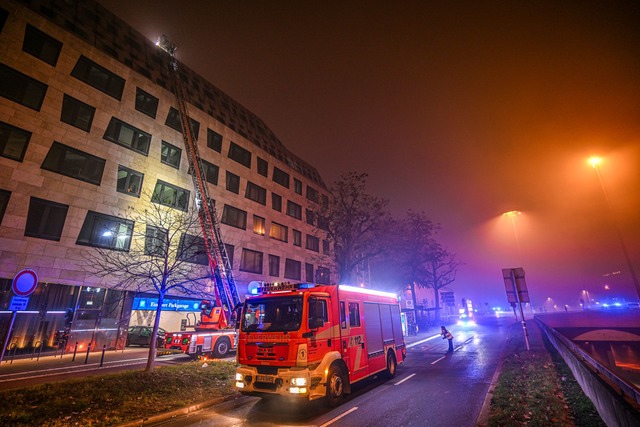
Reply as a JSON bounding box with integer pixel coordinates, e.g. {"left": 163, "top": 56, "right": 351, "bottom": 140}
{"left": 306, "top": 297, "right": 332, "bottom": 363}
{"left": 345, "top": 300, "right": 368, "bottom": 381}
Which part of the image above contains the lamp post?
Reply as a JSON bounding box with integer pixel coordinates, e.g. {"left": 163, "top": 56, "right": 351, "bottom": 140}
{"left": 588, "top": 156, "right": 640, "bottom": 300}
{"left": 502, "top": 210, "right": 522, "bottom": 253}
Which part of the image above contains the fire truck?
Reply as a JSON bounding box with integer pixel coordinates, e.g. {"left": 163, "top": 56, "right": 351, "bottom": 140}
{"left": 164, "top": 303, "right": 237, "bottom": 359}
{"left": 234, "top": 282, "right": 406, "bottom": 405}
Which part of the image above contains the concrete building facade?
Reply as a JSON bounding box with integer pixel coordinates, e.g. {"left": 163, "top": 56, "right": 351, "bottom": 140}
{"left": 0, "top": 0, "right": 332, "bottom": 354}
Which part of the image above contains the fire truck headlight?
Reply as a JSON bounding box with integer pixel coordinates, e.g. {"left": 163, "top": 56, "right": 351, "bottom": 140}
{"left": 235, "top": 381, "right": 245, "bottom": 389}
{"left": 291, "top": 377, "right": 307, "bottom": 386}
{"left": 289, "top": 387, "right": 307, "bottom": 394}
{"left": 235, "top": 373, "right": 244, "bottom": 381}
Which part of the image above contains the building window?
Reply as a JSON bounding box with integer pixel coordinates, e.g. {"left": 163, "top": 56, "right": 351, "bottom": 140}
{"left": 41, "top": 141, "right": 105, "bottom": 185}
{"left": 61, "top": 94, "right": 95, "bottom": 132}
{"left": 305, "top": 263, "right": 314, "bottom": 282}
{"left": 25, "top": 197, "right": 68, "bottom": 241}
{"left": 272, "top": 167, "right": 289, "bottom": 188}
{"left": 200, "top": 160, "right": 219, "bottom": 185}
{"left": 225, "top": 244, "right": 235, "bottom": 268}
{"left": 226, "top": 171, "right": 240, "bottom": 194}
{"left": 253, "top": 215, "right": 265, "bottom": 235}
{"left": 135, "top": 87, "right": 158, "bottom": 118}
{"left": 71, "top": 55, "right": 125, "bottom": 100}
{"left": 0, "top": 8, "right": 8, "bottom": 32}
{"left": 268, "top": 255, "right": 280, "bottom": 277}
{"left": 306, "top": 186, "right": 319, "bottom": 203}
{"left": 286, "top": 201, "right": 302, "bottom": 220}
{"left": 245, "top": 181, "right": 266, "bottom": 205}
{"left": 306, "top": 235, "right": 320, "bottom": 252}
{"left": 322, "top": 194, "right": 329, "bottom": 207}
{"left": 23, "top": 24, "right": 62, "bottom": 66}
{"left": 284, "top": 259, "right": 302, "bottom": 280}
{"left": 161, "top": 141, "right": 181, "bottom": 169}
{"left": 294, "top": 178, "right": 302, "bottom": 195}
{"left": 178, "top": 234, "right": 208, "bottom": 265}
{"left": 306, "top": 209, "right": 316, "bottom": 226}
{"left": 144, "top": 225, "right": 167, "bottom": 257}
{"left": 151, "top": 180, "right": 190, "bottom": 211}
{"left": 116, "top": 165, "right": 143, "bottom": 197}
{"left": 316, "top": 266, "right": 330, "bottom": 284}
{"left": 76, "top": 211, "right": 133, "bottom": 251}
{"left": 322, "top": 239, "right": 330, "bottom": 254}
{"left": 221, "top": 205, "right": 247, "bottom": 229}
{"left": 207, "top": 128, "right": 222, "bottom": 152}
{"left": 257, "top": 157, "right": 268, "bottom": 176}
{"left": 269, "top": 222, "right": 288, "bottom": 243}
{"left": 0, "top": 189, "right": 10, "bottom": 225}
{"left": 228, "top": 142, "right": 251, "bottom": 168}
{"left": 104, "top": 117, "right": 151, "bottom": 155}
{"left": 240, "top": 248, "right": 263, "bottom": 274}
{"left": 272, "top": 193, "right": 282, "bottom": 212}
{"left": 0, "top": 121, "right": 31, "bottom": 162}
{"left": 165, "top": 107, "right": 200, "bottom": 139}
{"left": 293, "top": 229, "right": 301, "bottom": 247}
{"left": 0, "top": 63, "right": 48, "bottom": 111}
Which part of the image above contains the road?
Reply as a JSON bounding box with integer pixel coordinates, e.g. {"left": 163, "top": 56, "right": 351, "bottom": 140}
{"left": 150, "top": 316, "right": 508, "bottom": 427}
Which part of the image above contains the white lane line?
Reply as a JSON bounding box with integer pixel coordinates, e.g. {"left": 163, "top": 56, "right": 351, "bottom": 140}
{"left": 320, "top": 406, "right": 359, "bottom": 427}
{"left": 431, "top": 356, "right": 446, "bottom": 365}
{"left": 394, "top": 373, "right": 415, "bottom": 385}
{"left": 406, "top": 334, "right": 441, "bottom": 348}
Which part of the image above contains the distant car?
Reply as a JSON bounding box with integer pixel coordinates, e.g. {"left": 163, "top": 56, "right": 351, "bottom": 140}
{"left": 126, "top": 326, "right": 167, "bottom": 347}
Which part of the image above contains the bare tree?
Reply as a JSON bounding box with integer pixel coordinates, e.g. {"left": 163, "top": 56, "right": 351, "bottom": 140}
{"left": 316, "top": 172, "right": 394, "bottom": 284}
{"left": 82, "top": 200, "right": 214, "bottom": 371}
{"left": 424, "top": 243, "right": 461, "bottom": 324}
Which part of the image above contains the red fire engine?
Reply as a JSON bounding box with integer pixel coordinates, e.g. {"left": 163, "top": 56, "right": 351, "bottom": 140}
{"left": 235, "top": 282, "right": 406, "bottom": 405}
{"left": 164, "top": 302, "right": 237, "bottom": 359}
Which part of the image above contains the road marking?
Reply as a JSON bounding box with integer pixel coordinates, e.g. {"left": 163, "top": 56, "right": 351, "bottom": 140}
{"left": 431, "top": 356, "right": 446, "bottom": 364}
{"left": 406, "top": 334, "right": 441, "bottom": 348}
{"left": 320, "top": 406, "right": 358, "bottom": 427}
{"left": 394, "top": 373, "right": 415, "bottom": 385}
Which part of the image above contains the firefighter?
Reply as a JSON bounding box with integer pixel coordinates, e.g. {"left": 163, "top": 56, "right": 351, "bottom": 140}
{"left": 441, "top": 326, "right": 454, "bottom": 352}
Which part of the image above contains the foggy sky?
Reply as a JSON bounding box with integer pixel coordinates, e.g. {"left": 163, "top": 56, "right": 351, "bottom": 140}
{"left": 99, "top": 0, "right": 640, "bottom": 308}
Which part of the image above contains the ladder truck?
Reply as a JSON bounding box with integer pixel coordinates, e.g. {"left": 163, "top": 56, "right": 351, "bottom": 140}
{"left": 156, "top": 35, "right": 241, "bottom": 358}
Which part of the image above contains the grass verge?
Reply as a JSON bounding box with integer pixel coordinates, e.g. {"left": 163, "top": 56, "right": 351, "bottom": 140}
{"left": 0, "top": 360, "right": 237, "bottom": 427}
{"left": 488, "top": 320, "right": 605, "bottom": 427}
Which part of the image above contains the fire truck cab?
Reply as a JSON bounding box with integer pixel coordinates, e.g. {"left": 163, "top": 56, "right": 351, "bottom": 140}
{"left": 235, "top": 282, "right": 406, "bottom": 405}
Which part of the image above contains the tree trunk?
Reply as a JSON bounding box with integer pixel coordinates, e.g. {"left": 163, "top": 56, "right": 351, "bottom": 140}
{"left": 146, "top": 293, "right": 164, "bottom": 371}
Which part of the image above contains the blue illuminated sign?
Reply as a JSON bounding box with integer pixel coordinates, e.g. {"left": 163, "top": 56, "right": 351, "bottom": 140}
{"left": 132, "top": 297, "right": 201, "bottom": 312}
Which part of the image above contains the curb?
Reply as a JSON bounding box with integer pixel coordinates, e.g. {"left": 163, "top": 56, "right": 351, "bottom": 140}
{"left": 117, "top": 393, "right": 243, "bottom": 427}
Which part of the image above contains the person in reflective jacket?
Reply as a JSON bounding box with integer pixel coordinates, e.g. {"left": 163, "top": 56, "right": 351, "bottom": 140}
{"left": 441, "top": 326, "right": 454, "bottom": 352}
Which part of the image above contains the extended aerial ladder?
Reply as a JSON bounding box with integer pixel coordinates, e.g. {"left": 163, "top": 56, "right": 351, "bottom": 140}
{"left": 157, "top": 35, "right": 240, "bottom": 327}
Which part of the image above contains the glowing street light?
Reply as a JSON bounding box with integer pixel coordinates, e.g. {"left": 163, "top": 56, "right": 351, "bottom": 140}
{"left": 587, "top": 156, "right": 640, "bottom": 299}
{"left": 502, "top": 210, "right": 522, "bottom": 252}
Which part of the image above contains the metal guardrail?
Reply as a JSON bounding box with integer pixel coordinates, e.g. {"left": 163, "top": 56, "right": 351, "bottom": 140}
{"left": 536, "top": 318, "right": 640, "bottom": 408}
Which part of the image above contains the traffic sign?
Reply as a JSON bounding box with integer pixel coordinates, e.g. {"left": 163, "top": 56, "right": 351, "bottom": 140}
{"left": 9, "top": 296, "right": 29, "bottom": 311}
{"left": 12, "top": 269, "right": 38, "bottom": 296}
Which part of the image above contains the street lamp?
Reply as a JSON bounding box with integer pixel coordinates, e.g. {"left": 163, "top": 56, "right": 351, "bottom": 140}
{"left": 502, "top": 210, "right": 522, "bottom": 252}
{"left": 588, "top": 156, "right": 640, "bottom": 300}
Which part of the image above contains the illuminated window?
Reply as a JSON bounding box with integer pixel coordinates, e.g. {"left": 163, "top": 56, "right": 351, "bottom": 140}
{"left": 269, "top": 222, "right": 288, "bottom": 242}
{"left": 253, "top": 215, "right": 265, "bottom": 235}
{"left": 116, "top": 165, "right": 143, "bottom": 197}
{"left": 76, "top": 211, "right": 133, "bottom": 251}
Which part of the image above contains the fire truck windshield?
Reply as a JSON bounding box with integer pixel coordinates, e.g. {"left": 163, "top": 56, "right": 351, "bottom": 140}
{"left": 241, "top": 296, "right": 303, "bottom": 332}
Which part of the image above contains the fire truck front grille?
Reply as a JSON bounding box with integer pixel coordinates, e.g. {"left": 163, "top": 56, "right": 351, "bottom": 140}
{"left": 256, "top": 366, "right": 279, "bottom": 375}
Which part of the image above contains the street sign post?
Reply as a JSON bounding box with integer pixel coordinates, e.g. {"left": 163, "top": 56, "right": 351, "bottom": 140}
{"left": 1, "top": 269, "right": 39, "bottom": 365}
{"left": 502, "top": 267, "right": 531, "bottom": 351}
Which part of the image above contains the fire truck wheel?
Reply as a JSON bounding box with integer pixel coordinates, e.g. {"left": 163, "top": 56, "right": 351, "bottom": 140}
{"left": 326, "top": 365, "right": 346, "bottom": 407}
{"left": 213, "top": 337, "right": 231, "bottom": 358}
{"left": 385, "top": 352, "right": 397, "bottom": 378}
